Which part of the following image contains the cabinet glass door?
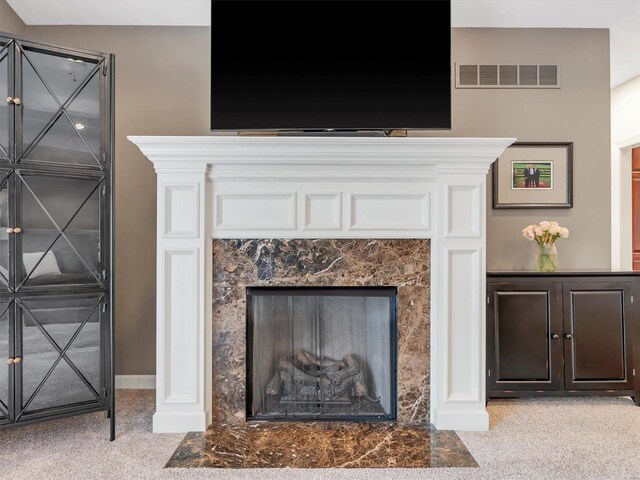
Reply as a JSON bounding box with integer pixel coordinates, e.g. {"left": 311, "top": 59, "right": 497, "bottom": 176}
{"left": 0, "top": 169, "right": 11, "bottom": 291}
{"left": 0, "top": 39, "right": 12, "bottom": 164}
{"left": 0, "top": 300, "right": 12, "bottom": 424}
{"left": 17, "top": 44, "right": 102, "bottom": 168}
{"left": 16, "top": 295, "right": 103, "bottom": 420}
{"left": 17, "top": 172, "right": 103, "bottom": 289}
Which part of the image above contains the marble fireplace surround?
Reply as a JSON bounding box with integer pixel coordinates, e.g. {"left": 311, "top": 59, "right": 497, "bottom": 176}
{"left": 212, "top": 238, "right": 430, "bottom": 425}
{"left": 129, "top": 135, "right": 515, "bottom": 434}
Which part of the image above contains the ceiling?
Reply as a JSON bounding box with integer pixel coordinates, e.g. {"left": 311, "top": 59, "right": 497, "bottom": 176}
{"left": 6, "top": 0, "right": 640, "bottom": 87}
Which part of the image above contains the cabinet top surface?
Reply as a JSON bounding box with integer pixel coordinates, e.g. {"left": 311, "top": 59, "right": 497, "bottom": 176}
{"left": 488, "top": 270, "right": 640, "bottom": 277}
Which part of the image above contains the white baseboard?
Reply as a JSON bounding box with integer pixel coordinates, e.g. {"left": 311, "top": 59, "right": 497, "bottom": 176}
{"left": 115, "top": 375, "right": 156, "bottom": 389}
{"left": 153, "top": 411, "right": 210, "bottom": 433}
{"left": 433, "top": 409, "right": 489, "bottom": 431}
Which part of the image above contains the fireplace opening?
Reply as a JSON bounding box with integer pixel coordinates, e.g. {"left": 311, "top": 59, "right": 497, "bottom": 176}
{"left": 246, "top": 286, "right": 397, "bottom": 421}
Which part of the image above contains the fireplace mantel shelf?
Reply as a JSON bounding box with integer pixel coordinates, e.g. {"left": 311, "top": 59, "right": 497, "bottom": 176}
{"left": 129, "top": 136, "right": 514, "bottom": 171}
{"left": 129, "top": 135, "right": 515, "bottom": 434}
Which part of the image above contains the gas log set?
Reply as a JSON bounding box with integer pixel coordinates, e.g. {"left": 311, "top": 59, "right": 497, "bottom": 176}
{"left": 260, "top": 349, "right": 385, "bottom": 418}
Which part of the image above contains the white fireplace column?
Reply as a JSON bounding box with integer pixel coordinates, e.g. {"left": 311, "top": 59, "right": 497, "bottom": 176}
{"left": 129, "top": 136, "right": 515, "bottom": 433}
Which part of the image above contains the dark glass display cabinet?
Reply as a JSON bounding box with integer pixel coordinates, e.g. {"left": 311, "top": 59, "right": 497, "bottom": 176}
{"left": 487, "top": 272, "right": 640, "bottom": 405}
{"left": 0, "top": 33, "right": 114, "bottom": 439}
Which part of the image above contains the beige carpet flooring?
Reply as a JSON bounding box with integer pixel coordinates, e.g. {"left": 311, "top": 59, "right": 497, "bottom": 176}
{"left": 1, "top": 390, "right": 639, "bottom": 479}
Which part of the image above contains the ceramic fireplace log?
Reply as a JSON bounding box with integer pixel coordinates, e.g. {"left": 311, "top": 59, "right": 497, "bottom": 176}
{"left": 294, "top": 349, "right": 345, "bottom": 369}
{"left": 265, "top": 352, "right": 379, "bottom": 403}
{"left": 277, "top": 359, "right": 333, "bottom": 388}
{"left": 265, "top": 372, "right": 283, "bottom": 396}
{"left": 323, "top": 354, "right": 359, "bottom": 383}
{"left": 333, "top": 371, "right": 368, "bottom": 399}
{"left": 331, "top": 355, "right": 378, "bottom": 402}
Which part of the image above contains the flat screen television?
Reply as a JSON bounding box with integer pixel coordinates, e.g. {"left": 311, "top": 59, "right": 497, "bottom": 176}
{"left": 211, "top": 0, "right": 451, "bottom": 132}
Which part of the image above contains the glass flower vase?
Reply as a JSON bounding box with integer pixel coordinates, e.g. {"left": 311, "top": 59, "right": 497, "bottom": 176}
{"left": 536, "top": 242, "right": 557, "bottom": 272}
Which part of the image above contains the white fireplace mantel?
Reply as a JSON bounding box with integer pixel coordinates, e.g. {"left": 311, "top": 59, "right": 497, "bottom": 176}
{"left": 129, "top": 135, "right": 515, "bottom": 433}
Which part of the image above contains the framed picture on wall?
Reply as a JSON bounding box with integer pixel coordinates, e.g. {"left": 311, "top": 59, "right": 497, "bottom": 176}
{"left": 492, "top": 142, "right": 573, "bottom": 209}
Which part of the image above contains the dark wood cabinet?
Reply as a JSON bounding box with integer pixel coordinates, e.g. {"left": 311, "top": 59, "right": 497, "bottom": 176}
{"left": 487, "top": 272, "right": 639, "bottom": 404}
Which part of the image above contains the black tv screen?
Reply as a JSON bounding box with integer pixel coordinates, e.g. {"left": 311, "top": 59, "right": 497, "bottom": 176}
{"left": 211, "top": 0, "right": 451, "bottom": 131}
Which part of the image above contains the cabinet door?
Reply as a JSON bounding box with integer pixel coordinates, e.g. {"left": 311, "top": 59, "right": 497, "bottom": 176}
{"left": 16, "top": 42, "right": 103, "bottom": 169}
{"left": 0, "top": 299, "right": 13, "bottom": 424}
{"left": 16, "top": 171, "right": 104, "bottom": 290}
{"left": 487, "top": 282, "right": 563, "bottom": 392}
{"left": 0, "top": 37, "right": 13, "bottom": 164}
{"left": 0, "top": 168, "right": 13, "bottom": 292}
{"left": 15, "top": 294, "right": 104, "bottom": 422}
{"left": 562, "top": 282, "right": 633, "bottom": 390}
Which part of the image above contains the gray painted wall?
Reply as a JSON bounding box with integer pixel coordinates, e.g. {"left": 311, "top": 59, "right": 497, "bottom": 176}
{"left": 417, "top": 28, "right": 612, "bottom": 271}
{"left": 11, "top": 25, "right": 611, "bottom": 375}
{"left": 0, "top": 0, "right": 25, "bottom": 35}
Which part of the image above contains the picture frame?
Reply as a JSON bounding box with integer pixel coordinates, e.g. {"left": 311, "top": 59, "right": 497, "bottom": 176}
{"left": 492, "top": 142, "right": 573, "bottom": 209}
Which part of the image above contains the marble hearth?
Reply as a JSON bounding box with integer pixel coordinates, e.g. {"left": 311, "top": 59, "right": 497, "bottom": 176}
{"left": 129, "top": 135, "right": 515, "bottom": 433}
{"left": 166, "top": 423, "right": 478, "bottom": 468}
{"left": 212, "top": 238, "right": 430, "bottom": 424}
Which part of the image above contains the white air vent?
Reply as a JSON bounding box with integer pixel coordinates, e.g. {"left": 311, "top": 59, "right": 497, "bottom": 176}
{"left": 479, "top": 65, "right": 498, "bottom": 86}
{"left": 539, "top": 65, "right": 558, "bottom": 86}
{"left": 499, "top": 65, "right": 518, "bottom": 86}
{"left": 458, "top": 64, "right": 478, "bottom": 86}
{"left": 455, "top": 63, "right": 561, "bottom": 89}
{"left": 519, "top": 65, "right": 538, "bottom": 86}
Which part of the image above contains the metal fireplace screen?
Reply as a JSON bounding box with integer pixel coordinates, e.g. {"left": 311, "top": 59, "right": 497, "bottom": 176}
{"left": 246, "top": 287, "right": 397, "bottom": 421}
